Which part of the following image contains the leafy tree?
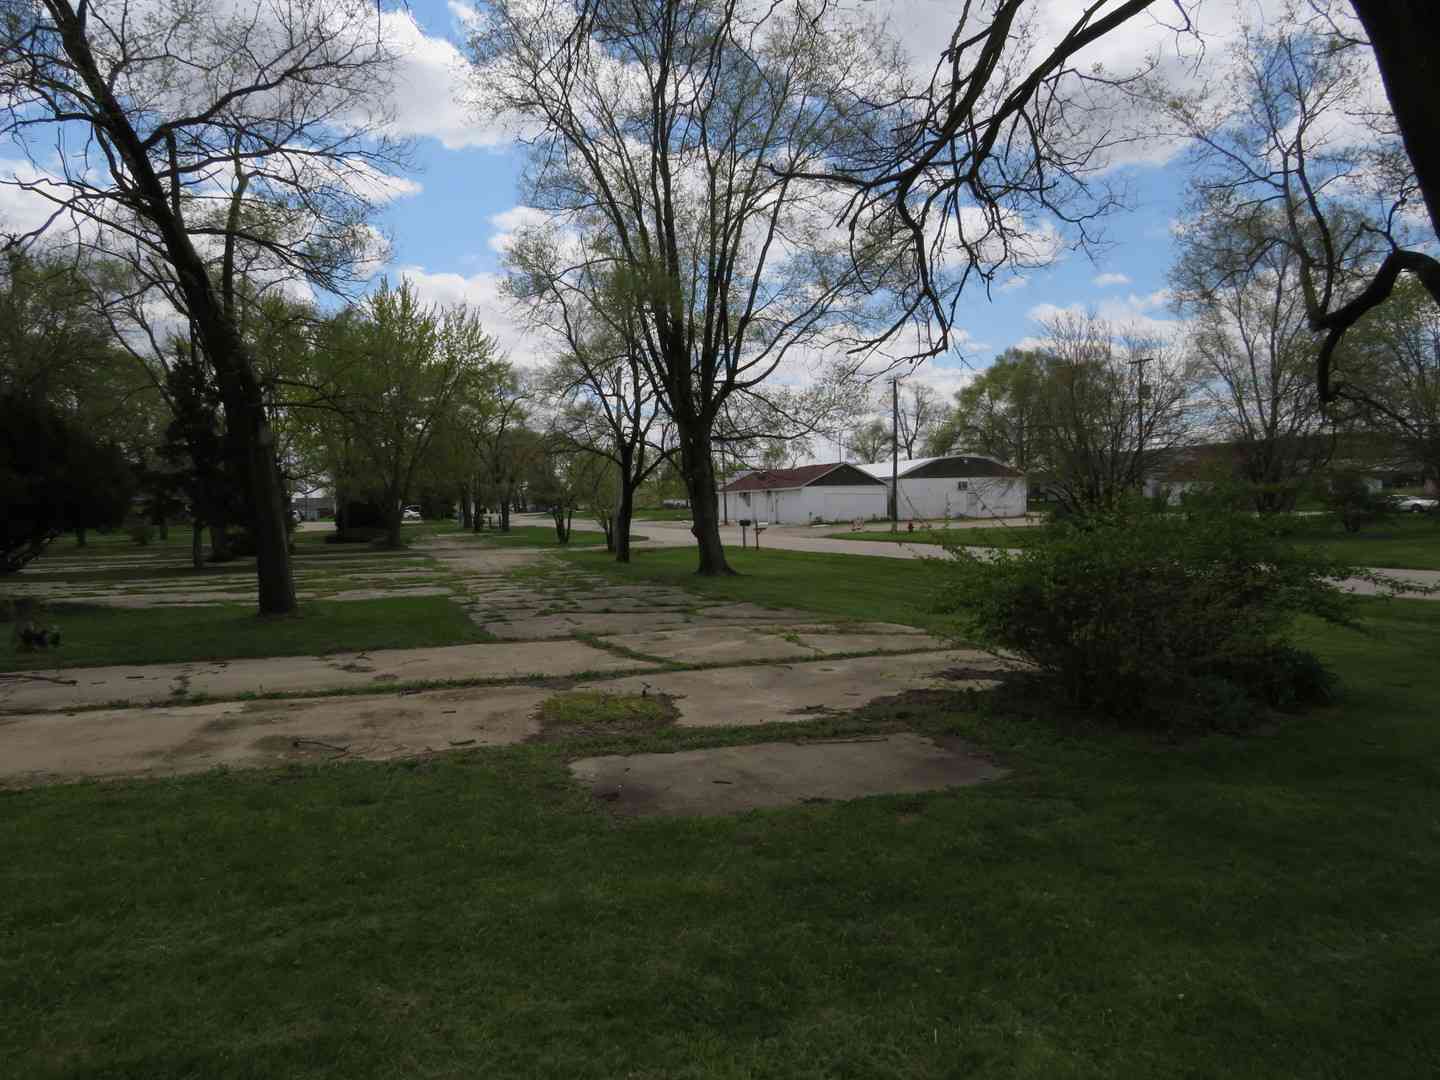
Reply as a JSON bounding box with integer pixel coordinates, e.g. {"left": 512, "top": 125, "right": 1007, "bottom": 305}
{"left": 848, "top": 420, "right": 891, "bottom": 464}
{"left": 1343, "top": 277, "right": 1440, "bottom": 489}
{"left": 925, "top": 349, "right": 1049, "bottom": 468}
{"left": 1, "top": 392, "right": 133, "bottom": 573}
{"left": 1170, "top": 214, "right": 1337, "bottom": 511}
{"left": 2, "top": 0, "right": 409, "bottom": 613}
{"left": 159, "top": 350, "right": 251, "bottom": 567}
{"left": 1325, "top": 470, "right": 1394, "bottom": 533}
{"left": 307, "top": 282, "right": 500, "bottom": 548}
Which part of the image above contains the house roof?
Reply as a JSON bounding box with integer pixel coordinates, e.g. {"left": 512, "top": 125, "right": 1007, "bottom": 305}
{"left": 857, "top": 454, "right": 1023, "bottom": 480}
{"left": 721, "top": 462, "right": 884, "bottom": 492}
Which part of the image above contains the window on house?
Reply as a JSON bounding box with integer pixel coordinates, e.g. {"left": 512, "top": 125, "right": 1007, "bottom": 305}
{"left": 956, "top": 480, "right": 969, "bottom": 491}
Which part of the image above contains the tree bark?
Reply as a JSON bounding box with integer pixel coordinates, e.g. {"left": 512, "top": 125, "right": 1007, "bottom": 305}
{"left": 460, "top": 488, "right": 474, "bottom": 530}
{"left": 209, "top": 524, "right": 232, "bottom": 563}
{"left": 74, "top": 527, "right": 86, "bottom": 547}
{"left": 679, "top": 427, "right": 734, "bottom": 575}
{"left": 385, "top": 506, "right": 403, "bottom": 549}
{"left": 614, "top": 475, "right": 635, "bottom": 563}
{"left": 192, "top": 521, "right": 204, "bottom": 570}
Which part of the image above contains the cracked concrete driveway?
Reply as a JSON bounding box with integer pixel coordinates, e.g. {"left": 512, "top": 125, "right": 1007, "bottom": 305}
{"left": 0, "top": 532, "right": 991, "bottom": 788}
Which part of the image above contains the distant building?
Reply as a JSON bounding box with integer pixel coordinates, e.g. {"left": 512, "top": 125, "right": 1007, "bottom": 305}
{"left": 291, "top": 487, "right": 334, "bottom": 521}
{"left": 857, "top": 455, "right": 1027, "bottom": 520}
{"left": 721, "top": 463, "right": 887, "bottom": 524}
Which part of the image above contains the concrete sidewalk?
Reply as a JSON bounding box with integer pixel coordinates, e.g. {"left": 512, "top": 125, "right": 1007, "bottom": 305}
{"left": 0, "top": 640, "right": 657, "bottom": 713}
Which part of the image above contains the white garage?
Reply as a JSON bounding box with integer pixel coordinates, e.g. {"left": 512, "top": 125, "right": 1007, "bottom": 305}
{"left": 721, "top": 463, "right": 888, "bottom": 525}
{"left": 858, "top": 455, "right": 1027, "bottom": 520}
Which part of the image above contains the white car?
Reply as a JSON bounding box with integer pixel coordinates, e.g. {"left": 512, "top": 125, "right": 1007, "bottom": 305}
{"left": 1391, "top": 496, "right": 1439, "bottom": 513}
{"left": 402, "top": 507, "right": 422, "bottom": 521}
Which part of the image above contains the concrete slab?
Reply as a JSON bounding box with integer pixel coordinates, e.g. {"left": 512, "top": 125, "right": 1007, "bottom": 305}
{"left": 690, "top": 602, "right": 824, "bottom": 622}
{"left": 569, "top": 733, "right": 1008, "bottom": 817}
{"left": 574, "top": 651, "right": 994, "bottom": 728}
{"left": 0, "top": 685, "right": 548, "bottom": 786}
{"left": 0, "top": 641, "right": 659, "bottom": 713}
{"left": 790, "top": 631, "right": 946, "bottom": 654}
{"left": 483, "top": 612, "right": 702, "bottom": 639}
{"left": 603, "top": 625, "right": 819, "bottom": 665}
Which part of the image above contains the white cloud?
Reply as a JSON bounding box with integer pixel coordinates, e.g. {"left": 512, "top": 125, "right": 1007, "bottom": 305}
{"left": 1092, "top": 272, "right": 1131, "bottom": 287}
{"left": 379, "top": 10, "right": 514, "bottom": 151}
{"left": 1026, "top": 284, "right": 1185, "bottom": 342}
{"left": 487, "top": 205, "right": 551, "bottom": 253}
{"left": 392, "top": 264, "right": 546, "bottom": 367}
{"left": 997, "top": 276, "right": 1029, "bottom": 292}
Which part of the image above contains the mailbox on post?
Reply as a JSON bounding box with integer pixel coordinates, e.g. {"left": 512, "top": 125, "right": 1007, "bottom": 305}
{"left": 737, "top": 518, "right": 752, "bottom": 548}
{"left": 754, "top": 521, "right": 768, "bottom": 549}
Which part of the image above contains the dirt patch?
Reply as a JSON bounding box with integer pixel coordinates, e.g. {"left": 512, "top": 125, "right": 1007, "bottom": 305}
{"left": 569, "top": 732, "right": 1008, "bottom": 817}
{"left": 533, "top": 690, "right": 680, "bottom": 741}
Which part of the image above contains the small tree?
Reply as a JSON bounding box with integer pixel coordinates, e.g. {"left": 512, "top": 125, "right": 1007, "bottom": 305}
{"left": 1325, "top": 470, "right": 1394, "bottom": 534}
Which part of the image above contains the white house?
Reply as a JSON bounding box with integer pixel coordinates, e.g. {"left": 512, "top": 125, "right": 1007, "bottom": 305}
{"left": 858, "top": 455, "right": 1027, "bottom": 519}
{"left": 721, "top": 463, "right": 888, "bottom": 524}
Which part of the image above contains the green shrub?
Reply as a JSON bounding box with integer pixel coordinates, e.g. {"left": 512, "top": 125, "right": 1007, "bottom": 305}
{"left": 1325, "top": 471, "right": 1394, "bottom": 534}
{"left": 928, "top": 503, "right": 1366, "bottom": 727}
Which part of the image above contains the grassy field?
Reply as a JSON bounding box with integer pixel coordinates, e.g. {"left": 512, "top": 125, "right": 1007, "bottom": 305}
{"left": 455, "top": 526, "right": 643, "bottom": 548}
{"left": 566, "top": 545, "right": 947, "bottom": 629}
{"left": 826, "top": 525, "right": 1041, "bottom": 548}
{"left": 630, "top": 507, "right": 694, "bottom": 521}
{"left": 1292, "top": 513, "right": 1440, "bottom": 570}
{"left": 0, "top": 596, "right": 491, "bottom": 671}
{"left": 2, "top": 592, "right": 1437, "bottom": 1076}
{"left": 829, "top": 513, "right": 1440, "bottom": 570}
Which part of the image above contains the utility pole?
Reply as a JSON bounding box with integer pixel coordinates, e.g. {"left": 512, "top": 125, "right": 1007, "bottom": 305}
{"left": 891, "top": 376, "right": 900, "bottom": 531}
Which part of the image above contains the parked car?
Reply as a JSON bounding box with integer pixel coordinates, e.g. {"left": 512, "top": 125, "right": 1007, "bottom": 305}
{"left": 402, "top": 506, "right": 422, "bottom": 521}
{"left": 1390, "top": 495, "right": 1439, "bottom": 513}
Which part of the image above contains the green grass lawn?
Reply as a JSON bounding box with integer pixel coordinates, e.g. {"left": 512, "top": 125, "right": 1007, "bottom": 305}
{"left": 829, "top": 514, "right": 1440, "bottom": 570}
{"left": 0, "top": 596, "right": 490, "bottom": 671}
{"left": 565, "top": 545, "right": 947, "bottom": 629}
{"left": 2, "top": 595, "right": 1438, "bottom": 1076}
{"left": 630, "top": 506, "right": 694, "bottom": 520}
{"left": 458, "top": 526, "right": 644, "bottom": 548}
{"left": 826, "top": 525, "right": 1042, "bottom": 548}
{"left": 1291, "top": 513, "right": 1440, "bottom": 570}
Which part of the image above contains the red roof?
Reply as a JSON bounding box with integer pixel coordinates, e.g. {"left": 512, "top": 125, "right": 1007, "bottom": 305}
{"left": 722, "top": 463, "right": 860, "bottom": 492}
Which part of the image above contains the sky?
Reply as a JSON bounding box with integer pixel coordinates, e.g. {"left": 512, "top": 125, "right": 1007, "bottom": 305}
{"left": 1, "top": 0, "right": 1321, "bottom": 436}
{"left": 367, "top": 0, "right": 1236, "bottom": 424}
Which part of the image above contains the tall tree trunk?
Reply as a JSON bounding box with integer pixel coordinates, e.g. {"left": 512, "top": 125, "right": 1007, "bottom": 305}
{"left": 209, "top": 524, "right": 232, "bottom": 563}
{"left": 614, "top": 465, "right": 635, "bottom": 564}
{"left": 47, "top": 0, "right": 297, "bottom": 616}
{"left": 74, "top": 527, "right": 86, "bottom": 547}
{"left": 679, "top": 426, "right": 734, "bottom": 575}
{"left": 460, "top": 488, "right": 473, "bottom": 530}
{"left": 385, "top": 505, "right": 403, "bottom": 549}
{"left": 191, "top": 521, "right": 204, "bottom": 570}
